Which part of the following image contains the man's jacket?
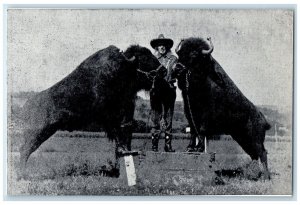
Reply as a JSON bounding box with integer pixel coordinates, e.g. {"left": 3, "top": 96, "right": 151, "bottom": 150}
{"left": 154, "top": 51, "right": 177, "bottom": 84}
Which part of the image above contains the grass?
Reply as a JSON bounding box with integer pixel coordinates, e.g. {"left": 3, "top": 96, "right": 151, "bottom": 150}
{"left": 7, "top": 132, "right": 293, "bottom": 196}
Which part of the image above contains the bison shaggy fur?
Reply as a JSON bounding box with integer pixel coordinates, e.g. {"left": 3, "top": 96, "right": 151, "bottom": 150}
{"left": 175, "top": 37, "right": 271, "bottom": 179}
{"left": 20, "top": 45, "right": 161, "bottom": 168}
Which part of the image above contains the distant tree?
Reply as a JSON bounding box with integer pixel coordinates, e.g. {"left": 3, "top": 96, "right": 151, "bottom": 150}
{"left": 10, "top": 92, "right": 290, "bottom": 135}
{"left": 258, "top": 106, "right": 290, "bottom": 136}
{"left": 132, "top": 120, "right": 150, "bottom": 133}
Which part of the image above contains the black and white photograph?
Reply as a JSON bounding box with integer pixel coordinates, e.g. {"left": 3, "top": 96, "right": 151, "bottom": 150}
{"left": 5, "top": 6, "right": 294, "bottom": 196}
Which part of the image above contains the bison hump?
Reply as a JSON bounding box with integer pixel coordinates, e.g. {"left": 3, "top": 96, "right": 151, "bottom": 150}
{"left": 78, "top": 45, "right": 122, "bottom": 70}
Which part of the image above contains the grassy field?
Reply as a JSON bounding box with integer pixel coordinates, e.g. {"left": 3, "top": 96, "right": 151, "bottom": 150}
{"left": 7, "top": 132, "right": 293, "bottom": 196}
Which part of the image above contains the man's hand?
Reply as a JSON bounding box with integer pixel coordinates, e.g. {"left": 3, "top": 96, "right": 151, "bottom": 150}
{"left": 156, "top": 66, "right": 167, "bottom": 78}
{"left": 148, "top": 70, "right": 157, "bottom": 78}
{"left": 172, "top": 63, "right": 186, "bottom": 78}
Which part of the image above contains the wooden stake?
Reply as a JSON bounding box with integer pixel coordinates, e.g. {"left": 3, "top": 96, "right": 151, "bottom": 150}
{"left": 124, "top": 155, "right": 137, "bottom": 186}
{"left": 204, "top": 137, "right": 207, "bottom": 153}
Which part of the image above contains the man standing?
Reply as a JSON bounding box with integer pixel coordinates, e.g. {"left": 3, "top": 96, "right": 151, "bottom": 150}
{"left": 149, "top": 34, "right": 177, "bottom": 152}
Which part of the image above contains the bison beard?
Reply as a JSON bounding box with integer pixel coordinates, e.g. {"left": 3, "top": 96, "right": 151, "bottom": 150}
{"left": 20, "top": 45, "right": 162, "bottom": 170}
{"left": 175, "top": 37, "right": 271, "bottom": 179}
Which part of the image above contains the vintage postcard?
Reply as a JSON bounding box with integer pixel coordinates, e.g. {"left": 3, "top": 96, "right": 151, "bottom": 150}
{"left": 6, "top": 7, "right": 294, "bottom": 196}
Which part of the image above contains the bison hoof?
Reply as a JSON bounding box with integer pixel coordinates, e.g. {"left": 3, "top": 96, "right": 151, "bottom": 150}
{"left": 116, "top": 146, "right": 128, "bottom": 155}
{"left": 164, "top": 145, "right": 175, "bottom": 152}
{"left": 152, "top": 147, "right": 158, "bottom": 152}
{"left": 195, "top": 144, "right": 205, "bottom": 152}
{"left": 185, "top": 146, "right": 196, "bottom": 152}
{"left": 195, "top": 147, "right": 205, "bottom": 152}
{"left": 214, "top": 176, "right": 225, "bottom": 185}
{"left": 262, "top": 171, "right": 271, "bottom": 180}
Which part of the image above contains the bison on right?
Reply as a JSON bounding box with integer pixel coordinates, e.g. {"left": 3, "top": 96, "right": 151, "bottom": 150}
{"left": 174, "top": 37, "right": 271, "bottom": 179}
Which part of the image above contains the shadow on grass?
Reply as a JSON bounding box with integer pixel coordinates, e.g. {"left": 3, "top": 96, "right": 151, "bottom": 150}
{"left": 214, "top": 162, "right": 278, "bottom": 182}
{"left": 60, "top": 162, "right": 120, "bottom": 178}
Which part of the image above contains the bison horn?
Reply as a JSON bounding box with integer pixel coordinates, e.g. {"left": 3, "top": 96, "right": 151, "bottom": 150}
{"left": 126, "top": 56, "right": 136, "bottom": 62}
{"left": 202, "top": 37, "right": 214, "bottom": 55}
{"left": 121, "top": 52, "right": 136, "bottom": 62}
{"left": 175, "top": 39, "right": 184, "bottom": 54}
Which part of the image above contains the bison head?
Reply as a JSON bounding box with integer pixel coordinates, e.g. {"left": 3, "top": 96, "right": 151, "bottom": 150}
{"left": 174, "top": 37, "right": 226, "bottom": 91}
{"left": 124, "top": 45, "right": 164, "bottom": 90}
{"left": 176, "top": 37, "right": 214, "bottom": 71}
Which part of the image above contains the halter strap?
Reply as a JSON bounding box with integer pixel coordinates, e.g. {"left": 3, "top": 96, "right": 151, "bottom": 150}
{"left": 137, "top": 64, "right": 164, "bottom": 80}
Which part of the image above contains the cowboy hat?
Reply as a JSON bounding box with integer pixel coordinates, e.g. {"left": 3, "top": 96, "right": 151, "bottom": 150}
{"left": 150, "top": 34, "right": 174, "bottom": 49}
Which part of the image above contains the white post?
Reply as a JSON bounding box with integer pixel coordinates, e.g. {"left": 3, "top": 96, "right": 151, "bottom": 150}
{"left": 186, "top": 127, "right": 190, "bottom": 133}
{"left": 124, "top": 155, "right": 137, "bottom": 186}
{"left": 204, "top": 137, "right": 207, "bottom": 153}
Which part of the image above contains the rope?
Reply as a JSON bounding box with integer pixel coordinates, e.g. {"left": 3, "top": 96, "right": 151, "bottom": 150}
{"left": 137, "top": 64, "right": 164, "bottom": 82}
{"left": 136, "top": 64, "right": 164, "bottom": 131}
{"left": 184, "top": 71, "right": 204, "bottom": 146}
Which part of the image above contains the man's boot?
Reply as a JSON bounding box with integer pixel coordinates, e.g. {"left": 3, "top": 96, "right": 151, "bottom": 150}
{"left": 151, "top": 133, "right": 159, "bottom": 152}
{"left": 164, "top": 134, "right": 175, "bottom": 152}
{"left": 115, "top": 139, "right": 128, "bottom": 157}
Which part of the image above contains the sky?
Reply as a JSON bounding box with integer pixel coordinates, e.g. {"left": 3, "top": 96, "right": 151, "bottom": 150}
{"left": 7, "top": 9, "right": 293, "bottom": 112}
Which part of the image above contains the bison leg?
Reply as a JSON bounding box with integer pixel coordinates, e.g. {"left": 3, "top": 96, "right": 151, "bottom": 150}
{"left": 108, "top": 128, "right": 129, "bottom": 156}
{"left": 252, "top": 128, "right": 270, "bottom": 180}
{"left": 249, "top": 143, "right": 270, "bottom": 180}
{"left": 185, "top": 131, "right": 205, "bottom": 152}
{"left": 119, "top": 98, "right": 135, "bottom": 152}
{"left": 195, "top": 134, "right": 205, "bottom": 152}
{"left": 182, "top": 92, "right": 205, "bottom": 152}
{"left": 232, "top": 130, "right": 270, "bottom": 180}
{"left": 259, "top": 143, "right": 270, "bottom": 180}
{"left": 182, "top": 92, "right": 195, "bottom": 152}
{"left": 120, "top": 122, "right": 133, "bottom": 151}
{"left": 185, "top": 133, "right": 197, "bottom": 152}
{"left": 185, "top": 132, "right": 197, "bottom": 152}
{"left": 20, "top": 123, "right": 58, "bottom": 169}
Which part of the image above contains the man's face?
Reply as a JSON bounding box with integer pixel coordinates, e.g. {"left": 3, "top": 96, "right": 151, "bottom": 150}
{"left": 157, "top": 45, "right": 166, "bottom": 55}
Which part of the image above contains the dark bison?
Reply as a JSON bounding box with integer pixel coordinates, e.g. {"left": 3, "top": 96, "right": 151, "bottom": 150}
{"left": 20, "top": 45, "right": 162, "bottom": 168}
{"left": 174, "top": 37, "right": 271, "bottom": 179}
